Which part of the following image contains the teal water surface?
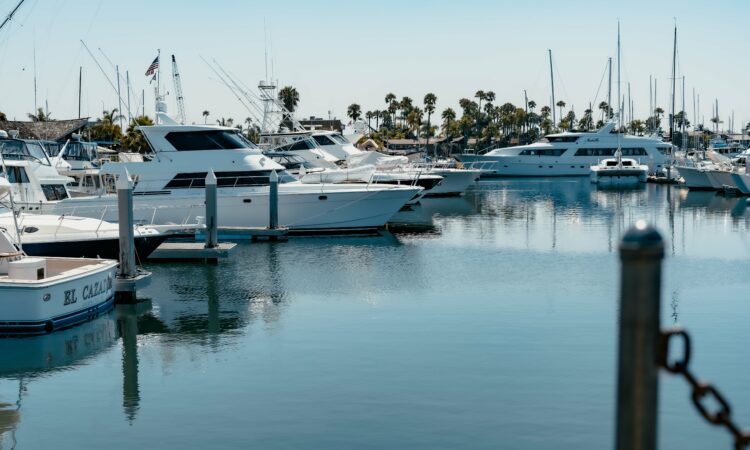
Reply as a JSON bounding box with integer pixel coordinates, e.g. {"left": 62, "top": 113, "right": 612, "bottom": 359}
{"left": 1, "top": 178, "right": 749, "bottom": 449}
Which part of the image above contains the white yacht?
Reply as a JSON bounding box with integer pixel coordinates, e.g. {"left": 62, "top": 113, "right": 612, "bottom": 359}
{"left": 1, "top": 123, "right": 421, "bottom": 233}
{"left": 456, "top": 122, "right": 671, "bottom": 177}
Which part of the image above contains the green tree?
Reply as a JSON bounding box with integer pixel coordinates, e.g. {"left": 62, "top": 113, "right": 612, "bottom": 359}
{"left": 555, "top": 100, "right": 566, "bottom": 128}
{"left": 347, "top": 103, "right": 362, "bottom": 122}
{"left": 90, "top": 109, "right": 124, "bottom": 143}
{"left": 122, "top": 116, "right": 155, "bottom": 152}
{"left": 27, "top": 107, "right": 51, "bottom": 122}
{"left": 441, "top": 108, "right": 456, "bottom": 137}
{"left": 202, "top": 110, "right": 210, "bottom": 124}
{"left": 423, "top": 93, "right": 437, "bottom": 154}
{"left": 0, "top": 111, "right": 6, "bottom": 121}
{"left": 278, "top": 86, "right": 300, "bottom": 112}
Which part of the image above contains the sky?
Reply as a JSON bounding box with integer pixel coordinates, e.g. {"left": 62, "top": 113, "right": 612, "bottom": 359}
{"left": 0, "top": 0, "right": 748, "bottom": 131}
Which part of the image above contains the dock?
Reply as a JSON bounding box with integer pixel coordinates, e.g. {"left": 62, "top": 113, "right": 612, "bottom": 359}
{"left": 148, "top": 242, "right": 238, "bottom": 262}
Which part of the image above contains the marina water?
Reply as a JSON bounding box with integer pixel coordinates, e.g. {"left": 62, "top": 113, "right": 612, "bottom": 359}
{"left": 1, "top": 179, "right": 748, "bottom": 449}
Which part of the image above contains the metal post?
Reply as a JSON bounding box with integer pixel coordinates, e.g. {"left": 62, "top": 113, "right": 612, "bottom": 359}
{"left": 117, "top": 168, "right": 136, "bottom": 279}
{"left": 615, "top": 221, "right": 664, "bottom": 450}
{"left": 269, "top": 170, "right": 278, "bottom": 230}
{"left": 205, "top": 170, "right": 218, "bottom": 249}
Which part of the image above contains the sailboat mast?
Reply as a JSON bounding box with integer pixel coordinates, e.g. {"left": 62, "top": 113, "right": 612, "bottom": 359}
{"left": 78, "top": 66, "right": 82, "bottom": 119}
{"left": 670, "top": 25, "right": 677, "bottom": 143}
{"left": 615, "top": 22, "right": 622, "bottom": 163}
{"left": 607, "top": 57, "right": 612, "bottom": 120}
{"left": 549, "top": 49, "right": 556, "bottom": 128}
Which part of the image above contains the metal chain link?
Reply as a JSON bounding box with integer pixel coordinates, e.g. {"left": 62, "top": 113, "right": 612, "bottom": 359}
{"left": 659, "top": 328, "right": 750, "bottom": 450}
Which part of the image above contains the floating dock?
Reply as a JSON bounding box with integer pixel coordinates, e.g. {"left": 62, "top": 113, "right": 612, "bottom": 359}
{"left": 148, "top": 242, "right": 238, "bottom": 262}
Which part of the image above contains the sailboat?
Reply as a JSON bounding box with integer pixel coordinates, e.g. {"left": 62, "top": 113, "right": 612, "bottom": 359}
{"left": 589, "top": 22, "right": 648, "bottom": 186}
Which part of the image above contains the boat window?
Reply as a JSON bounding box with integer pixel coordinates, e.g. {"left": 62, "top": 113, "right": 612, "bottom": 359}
{"left": 575, "top": 148, "right": 647, "bottom": 157}
{"left": 42, "top": 142, "right": 63, "bottom": 157}
{"left": 657, "top": 146, "right": 672, "bottom": 155}
{"left": 65, "top": 142, "right": 99, "bottom": 162}
{"left": 622, "top": 160, "right": 633, "bottom": 166}
{"left": 41, "top": 184, "right": 69, "bottom": 201}
{"left": 606, "top": 161, "right": 618, "bottom": 167}
{"left": 165, "top": 130, "right": 258, "bottom": 151}
{"left": 313, "top": 135, "right": 335, "bottom": 146}
{"left": 164, "top": 170, "right": 295, "bottom": 189}
{"left": 546, "top": 136, "right": 579, "bottom": 143}
{"left": 2, "top": 166, "right": 30, "bottom": 183}
{"left": 519, "top": 148, "right": 566, "bottom": 156}
{"left": 0, "top": 140, "right": 50, "bottom": 165}
{"left": 331, "top": 134, "right": 349, "bottom": 144}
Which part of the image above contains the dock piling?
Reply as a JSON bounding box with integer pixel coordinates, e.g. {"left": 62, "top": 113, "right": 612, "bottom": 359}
{"left": 615, "top": 220, "right": 664, "bottom": 450}
{"left": 117, "top": 168, "right": 136, "bottom": 279}
{"left": 115, "top": 168, "right": 151, "bottom": 302}
{"left": 205, "top": 170, "right": 218, "bottom": 249}
{"left": 269, "top": 170, "right": 279, "bottom": 230}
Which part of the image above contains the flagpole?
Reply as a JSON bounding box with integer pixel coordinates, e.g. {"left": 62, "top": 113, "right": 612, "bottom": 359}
{"left": 156, "top": 49, "right": 161, "bottom": 124}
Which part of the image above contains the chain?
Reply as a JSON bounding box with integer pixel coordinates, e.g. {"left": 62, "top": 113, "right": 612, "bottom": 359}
{"left": 659, "top": 328, "right": 750, "bottom": 450}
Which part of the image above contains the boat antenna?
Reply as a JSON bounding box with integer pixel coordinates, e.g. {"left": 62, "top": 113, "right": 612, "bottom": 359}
{"left": 0, "top": 0, "right": 26, "bottom": 33}
{"left": 263, "top": 18, "right": 269, "bottom": 81}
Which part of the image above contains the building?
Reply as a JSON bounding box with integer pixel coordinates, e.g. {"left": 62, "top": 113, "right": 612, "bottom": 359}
{"left": 299, "top": 117, "right": 343, "bottom": 132}
{"left": 385, "top": 137, "right": 448, "bottom": 155}
{"left": 0, "top": 118, "right": 90, "bottom": 142}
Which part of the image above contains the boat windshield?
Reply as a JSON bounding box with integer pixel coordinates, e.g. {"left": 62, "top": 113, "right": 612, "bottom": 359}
{"left": 331, "top": 134, "right": 349, "bottom": 144}
{"left": 164, "top": 130, "right": 259, "bottom": 151}
{"left": 65, "top": 142, "right": 99, "bottom": 162}
{"left": 0, "top": 140, "right": 51, "bottom": 165}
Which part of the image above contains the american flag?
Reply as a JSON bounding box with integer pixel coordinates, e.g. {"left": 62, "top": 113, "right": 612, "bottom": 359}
{"left": 144, "top": 56, "right": 159, "bottom": 76}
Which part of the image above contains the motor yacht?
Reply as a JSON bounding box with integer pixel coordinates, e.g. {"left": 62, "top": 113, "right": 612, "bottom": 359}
{"left": 456, "top": 122, "right": 670, "bottom": 177}
{"left": 0, "top": 121, "right": 421, "bottom": 233}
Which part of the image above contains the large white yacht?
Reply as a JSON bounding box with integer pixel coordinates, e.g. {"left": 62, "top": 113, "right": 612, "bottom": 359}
{"left": 456, "top": 122, "right": 671, "bottom": 177}
{"left": 0, "top": 122, "right": 421, "bottom": 233}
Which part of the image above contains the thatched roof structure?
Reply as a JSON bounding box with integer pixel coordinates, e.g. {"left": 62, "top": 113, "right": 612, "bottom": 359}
{"left": 0, "top": 118, "right": 89, "bottom": 141}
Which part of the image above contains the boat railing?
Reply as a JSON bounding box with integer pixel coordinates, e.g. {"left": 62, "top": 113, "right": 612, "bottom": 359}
{"left": 44, "top": 203, "right": 204, "bottom": 228}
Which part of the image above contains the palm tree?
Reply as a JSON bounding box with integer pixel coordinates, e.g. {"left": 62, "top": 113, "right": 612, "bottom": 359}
{"left": 347, "top": 103, "right": 362, "bottom": 122}
{"left": 278, "top": 86, "right": 300, "bottom": 112}
{"left": 202, "top": 110, "right": 210, "bottom": 124}
{"left": 122, "top": 116, "right": 155, "bottom": 152}
{"left": 90, "top": 109, "right": 124, "bottom": 143}
{"left": 216, "top": 117, "right": 234, "bottom": 127}
{"left": 385, "top": 93, "right": 396, "bottom": 106}
{"left": 441, "top": 108, "right": 456, "bottom": 136}
{"left": 27, "top": 107, "right": 51, "bottom": 122}
{"left": 365, "top": 111, "right": 373, "bottom": 131}
{"left": 528, "top": 100, "right": 537, "bottom": 112}
{"left": 474, "top": 90, "right": 486, "bottom": 111}
{"left": 484, "top": 91, "right": 496, "bottom": 105}
{"left": 598, "top": 102, "right": 609, "bottom": 121}
{"left": 555, "top": 101, "right": 566, "bottom": 128}
{"left": 373, "top": 110, "right": 381, "bottom": 130}
{"left": 423, "top": 93, "right": 437, "bottom": 155}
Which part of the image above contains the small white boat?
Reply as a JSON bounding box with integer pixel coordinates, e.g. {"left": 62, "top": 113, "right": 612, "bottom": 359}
{"left": 590, "top": 153, "right": 648, "bottom": 185}
{"left": 0, "top": 179, "right": 118, "bottom": 335}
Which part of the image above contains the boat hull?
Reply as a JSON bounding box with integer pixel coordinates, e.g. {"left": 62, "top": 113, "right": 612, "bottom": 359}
{"left": 423, "top": 169, "right": 481, "bottom": 196}
{"left": 21, "top": 185, "right": 421, "bottom": 233}
{"left": 677, "top": 166, "right": 714, "bottom": 190}
{"left": 22, "top": 235, "right": 167, "bottom": 260}
{"left": 457, "top": 155, "right": 663, "bottom": 177}
{"left": 0, "top": 259, "right": 117, "bottom": 335}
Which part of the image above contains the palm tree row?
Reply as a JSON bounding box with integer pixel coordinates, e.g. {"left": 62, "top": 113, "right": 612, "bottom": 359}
{"left": 348, "top": 91, "right": 681, "bottom": 151}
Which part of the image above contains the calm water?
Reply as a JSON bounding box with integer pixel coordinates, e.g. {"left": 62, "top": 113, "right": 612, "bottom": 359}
{"left": 1, "top": 178, "right": 749, "bottom": 449}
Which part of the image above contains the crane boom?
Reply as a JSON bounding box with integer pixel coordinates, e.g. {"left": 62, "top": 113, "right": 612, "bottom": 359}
{"left": 171, "top": 55, "right": 186, "bottom": 125}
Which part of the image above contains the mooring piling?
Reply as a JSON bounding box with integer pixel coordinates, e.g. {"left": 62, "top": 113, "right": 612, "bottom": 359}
{"left": 615, "top": 220, "right": 664, "bottom": 450}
